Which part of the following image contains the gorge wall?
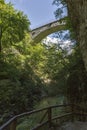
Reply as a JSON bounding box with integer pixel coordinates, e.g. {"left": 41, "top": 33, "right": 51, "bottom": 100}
{"left": 66, "top": 0, "right": 87, "bottom": 71}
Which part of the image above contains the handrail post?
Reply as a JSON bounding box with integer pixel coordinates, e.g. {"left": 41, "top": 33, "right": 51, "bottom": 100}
{"left": 48, "top": 107, "right": 52, "bottom": 128}
{"left": 71, "top": 104, "right": 74, "bottom": 122}
{"left": 10, "top": 119, "right": 17, "bottom": 130}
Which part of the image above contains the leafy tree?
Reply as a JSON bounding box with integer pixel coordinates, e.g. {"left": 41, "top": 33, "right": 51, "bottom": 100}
{"left": 53, "top": 0, "right": 67, "bottom": 19}
{"left": 66, "top": 46, "right": 87, "bottom": 104}
{"left": 0, "top": 1, "right": 44, "bottom": 124}
{"left": 0, "top": 32, "right": 44, "bottom": 124}
{"left": 0, "top": 0, "right": 29, "bottom": 52}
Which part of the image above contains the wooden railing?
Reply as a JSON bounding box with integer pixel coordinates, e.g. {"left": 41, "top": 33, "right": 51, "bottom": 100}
{"left": 0, "top": 104, "right": 87, "bottom": 130}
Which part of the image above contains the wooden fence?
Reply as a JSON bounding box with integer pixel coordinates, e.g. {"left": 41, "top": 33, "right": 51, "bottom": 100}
{"left": 0, "top": 104, "right": 87, "bottom": 130}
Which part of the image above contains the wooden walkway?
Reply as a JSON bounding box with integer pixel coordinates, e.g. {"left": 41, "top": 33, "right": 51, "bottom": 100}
{"left": 58, "top": 121, "right": 87, "bottom": 130}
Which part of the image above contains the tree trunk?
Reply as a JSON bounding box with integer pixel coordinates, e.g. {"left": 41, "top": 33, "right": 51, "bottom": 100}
{"left": 0, "top": 27, "right": 2, "bottom": 53}
{"left": 66, "top": 0, "right": 87, "bottom": 71}
{"left": 0, "top": 38, "right": 2, "bottom": 53}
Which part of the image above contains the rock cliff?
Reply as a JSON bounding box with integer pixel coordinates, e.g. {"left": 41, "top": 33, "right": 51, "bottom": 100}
{"left": 66, "top": 0, "right": 87, "bottom": 70}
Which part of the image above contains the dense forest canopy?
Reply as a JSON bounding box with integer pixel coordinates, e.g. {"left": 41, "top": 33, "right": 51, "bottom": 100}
{"left": 0, "top": 0, "right": 87, "bottom": 126}
{"left": 0, "top": 0, "right": 43, "bottom": 124}
{"left": 0, "top": 0, "right": 29, "bottom": 53}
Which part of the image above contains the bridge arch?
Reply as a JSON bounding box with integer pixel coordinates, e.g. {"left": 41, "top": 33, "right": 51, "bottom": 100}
{"left": 31, "top": 19, "right": 67, "bottom": 43}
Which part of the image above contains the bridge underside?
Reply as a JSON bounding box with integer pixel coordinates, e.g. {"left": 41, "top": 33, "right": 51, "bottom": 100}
{"left": 32, "top": 25, "right": 66, "bottom": 43}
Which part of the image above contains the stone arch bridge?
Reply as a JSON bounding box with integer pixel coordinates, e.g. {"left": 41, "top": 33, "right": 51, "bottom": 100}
{"left": 31, "top": 19, "right": 67, "bottom": 43}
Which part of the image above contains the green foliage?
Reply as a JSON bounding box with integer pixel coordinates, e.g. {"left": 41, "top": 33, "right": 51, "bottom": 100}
{"left": 52, "top": 0, "right": 76, "bottom": 40}
{"left": 40, "top": 42, "right": 69, "bottom": 96}
{"left": 41, "top": 37, "right": 87, "bottom": 104}
{"left": 66, "top": 46, "right": 87, "bottom": 103}
{"left": 0, "top": 33, "right": 45, "bottom": 123}
{"left": 17, "top": 96, "right": 66, "bottom": 130}
{"left": 0, "top": 1, "right": 43, "bottom": 125}
{"left": 53, "top": 0, "right": 67, "bottom": 19}
{"left": 0, "top": 0, "right": 29, "bottom": 52}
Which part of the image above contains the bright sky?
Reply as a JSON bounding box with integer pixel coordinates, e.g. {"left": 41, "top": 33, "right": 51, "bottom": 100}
{"left": 5, "top": 0, "right": 57, "bottom": 29}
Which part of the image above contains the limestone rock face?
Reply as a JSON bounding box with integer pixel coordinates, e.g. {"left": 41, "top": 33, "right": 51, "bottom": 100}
{"left": 66, "top": 0, "right": 87, "bottom": 71}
